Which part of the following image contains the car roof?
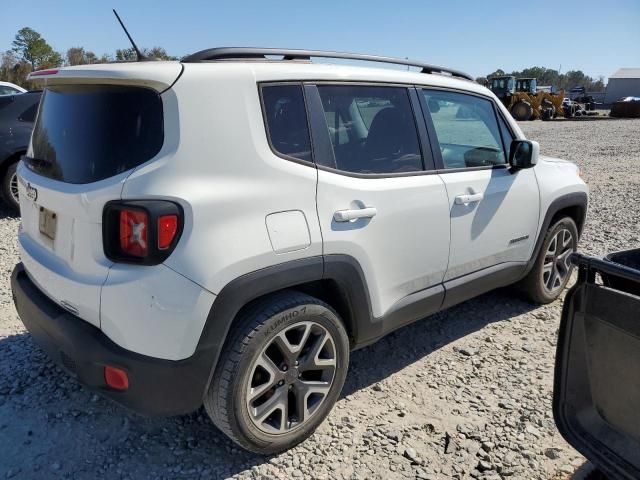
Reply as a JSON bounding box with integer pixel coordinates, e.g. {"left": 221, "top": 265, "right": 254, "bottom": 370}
{"left": 187, "top": 61, "right": 490, "bottom": 95}
{"left": 0, "top": 81, "right": 27, "bottom": 92}
{"left": 31, "top": 58, "right": 493, "bottom": 98}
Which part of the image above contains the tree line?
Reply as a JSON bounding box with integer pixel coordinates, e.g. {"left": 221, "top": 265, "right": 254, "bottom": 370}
{"left": 476, "top": 67, "right": 606, "bottom": 92}
{"left": 2, "top": 26, "right": 608, "bottom": 92}
{"left": 1, "top": 27, "right": 176, "bottom": 88}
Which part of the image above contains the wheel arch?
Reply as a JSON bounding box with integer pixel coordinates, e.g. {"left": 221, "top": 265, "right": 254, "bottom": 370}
{"left": 550, "top": 203, "right": 587, "bottom": 238}
{"left": 523, "top": 192, "right": 588, "bottom": 278}
{"left": 196, "top": 254, "right": 372, "bottom": 394}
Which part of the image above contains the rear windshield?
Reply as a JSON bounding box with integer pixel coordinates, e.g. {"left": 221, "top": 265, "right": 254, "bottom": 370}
{"left": 27, "top": 85, "right": 163, "bottom": 184}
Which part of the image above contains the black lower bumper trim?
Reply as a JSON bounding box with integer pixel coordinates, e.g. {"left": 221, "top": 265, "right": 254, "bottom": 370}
{"left": 11, "top": 263, "right": 213, "bottom": 416}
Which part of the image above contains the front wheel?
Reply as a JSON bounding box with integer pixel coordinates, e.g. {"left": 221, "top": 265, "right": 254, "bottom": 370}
{"left": 520, "top": 217, "right": 579, "bottom": 304}
{"left": 204, "top": 291, "right": 349, "bottom": 454}
{"left": 511, "top": 101, "right": 533, "bottom": 121}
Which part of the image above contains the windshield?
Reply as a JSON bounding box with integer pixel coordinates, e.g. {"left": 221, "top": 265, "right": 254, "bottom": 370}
{"left": 27, "top": 84, "right": 163, "bottom": 184}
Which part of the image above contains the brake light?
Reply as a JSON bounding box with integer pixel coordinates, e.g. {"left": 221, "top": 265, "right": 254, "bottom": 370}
{"left": 158, "top": 215, "right": 178, "bottom": 249}
{"left": 103, "top": 201, "right": 183, "bottom": 265}
{"left": 119, "top": 209, "right": 148, "bottom": 257}
{"left": 29, "top": 68, "right": 59, "bottom": 77}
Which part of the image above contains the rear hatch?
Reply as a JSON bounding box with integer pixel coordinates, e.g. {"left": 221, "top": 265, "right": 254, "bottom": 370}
{"left": 554, "top": 251, "right": 640, "bottom": 479}
{"left": 18, "top": 62, "right": 181, "bottom": 327}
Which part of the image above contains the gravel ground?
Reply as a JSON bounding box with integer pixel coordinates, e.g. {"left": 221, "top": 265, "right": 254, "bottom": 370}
{"left": 1, "top": 118, "right": 638, "bottom": 480}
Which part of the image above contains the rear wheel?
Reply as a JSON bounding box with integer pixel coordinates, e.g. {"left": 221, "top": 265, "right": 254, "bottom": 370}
{"left": 520, "top": 217, "right": 579, "bottom": 304}
{"left": 1, "top": 162, "right": 19, "bottom": 213}
{"left": 204, "top": 291, "right": 349, "bottom": 454}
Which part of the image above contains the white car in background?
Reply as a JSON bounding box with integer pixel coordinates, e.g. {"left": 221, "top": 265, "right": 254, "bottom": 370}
{"left": 0, "top": 82, "right": 27, "bottom": 96}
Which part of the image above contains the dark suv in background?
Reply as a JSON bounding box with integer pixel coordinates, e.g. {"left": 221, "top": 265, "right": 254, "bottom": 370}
{"left": 0, "top": 91, "right": 41, "bottom": 212}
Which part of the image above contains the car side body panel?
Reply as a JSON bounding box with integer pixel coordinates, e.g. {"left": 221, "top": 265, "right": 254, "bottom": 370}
{"left": 124, "top": 64, "right": 323, "bottom": 297}
{"left": 534, "top": 155, "right": 589, "bottom": 232}
{"left": 0, "top": 91, "right": 41, "bottom": 167}
{"left": 316, "top": 170, "right": 450, "bottom": 318}
{"left": 439, "top": 167, "right": 540, "bottom": 281}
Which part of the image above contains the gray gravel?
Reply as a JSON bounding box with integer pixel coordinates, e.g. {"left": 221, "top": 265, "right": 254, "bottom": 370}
{"left": 1, "top": 118, "right": 639, "bottom": 480}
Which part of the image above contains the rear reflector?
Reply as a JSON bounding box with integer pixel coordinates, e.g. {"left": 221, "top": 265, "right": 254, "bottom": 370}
{"left": 104, "top": 366, "right": 129, "bottom": 391}
{"left": 158, "top": 214, "right": 178, "bottom": 249}
{"left": 119, "top": 209, "right": 148, "bottom": 257}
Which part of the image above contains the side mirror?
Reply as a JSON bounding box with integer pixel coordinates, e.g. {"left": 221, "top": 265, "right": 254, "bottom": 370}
{"left": 427, "top": 98, "right": 440, "bottom": 113}
{"left": 509, "top": 139, "right": 539, "bottom": 170}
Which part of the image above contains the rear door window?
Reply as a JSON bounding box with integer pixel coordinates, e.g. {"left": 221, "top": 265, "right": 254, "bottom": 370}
{"left": 261, "top": 84, "right": 312, "bottom": 162}
{"left": 27, "top": 85, "right": 163, "bottom": 184}
{"left": 316, "top": 85, "right": 423, "bottom": 174}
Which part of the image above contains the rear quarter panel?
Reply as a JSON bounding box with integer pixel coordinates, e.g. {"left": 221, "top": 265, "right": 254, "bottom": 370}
{"left": 121, "top": 63, "right": 323, "bottom": 295}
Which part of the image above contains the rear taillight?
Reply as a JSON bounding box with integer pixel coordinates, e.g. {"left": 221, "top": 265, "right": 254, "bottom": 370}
{"left": 120, "top": 209, "right": 149, "bottom": 257}
{"left": 103, "top": 201, "right": 183, "bottom": 265}
{"left": 158, "top": 215, "right": 178, "bottom": 250}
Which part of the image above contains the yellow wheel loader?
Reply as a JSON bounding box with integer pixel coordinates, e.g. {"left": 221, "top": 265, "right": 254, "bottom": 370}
{"left": 489, "top": 76, "right": 564, "bottom": 121}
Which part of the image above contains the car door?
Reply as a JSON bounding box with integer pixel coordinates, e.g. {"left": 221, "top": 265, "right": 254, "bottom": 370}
{"left": 306, "top": 83, "right": 451, "bottom": 334}
{"left": 555, "top": 251, "right": 640, "bottom": 480}
{"left": 420, "top": 88, "right": 540, "bottom": 287}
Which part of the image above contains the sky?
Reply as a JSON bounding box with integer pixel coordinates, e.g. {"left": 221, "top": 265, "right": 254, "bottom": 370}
{"left": 2, "top": 0, "right": 639, "bottom": 80}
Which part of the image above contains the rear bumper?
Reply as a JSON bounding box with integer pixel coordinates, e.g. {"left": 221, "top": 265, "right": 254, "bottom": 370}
{"left": 11, "top": 262, "right": 213, "bottom": 416}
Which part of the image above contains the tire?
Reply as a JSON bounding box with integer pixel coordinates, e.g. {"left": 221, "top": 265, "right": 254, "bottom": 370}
{"left": 204, "top": 291, "right": 350, "bottom": 454}
{"left": 1, "top": 162, "right": 19, "bottom": 213}
{"left": 520, "top": 217, "right": 579, "bottom": 304}
{"left": 564, "top": 105, "right": 574, "bottom": 118}
{"left": 511, "top": 101, "right": 533, "bottom": 121}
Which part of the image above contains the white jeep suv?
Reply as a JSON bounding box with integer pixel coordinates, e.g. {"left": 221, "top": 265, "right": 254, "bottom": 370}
{"left": 12, "top": 49, "right": 588, "bottom": 454}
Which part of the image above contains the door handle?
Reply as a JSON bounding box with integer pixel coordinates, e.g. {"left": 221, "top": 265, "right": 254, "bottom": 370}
{"left": 334, "top": 207, "right": 377, "bottom": 222}
{"left": 454, "top": 192, "right": 484, "bottom": 205}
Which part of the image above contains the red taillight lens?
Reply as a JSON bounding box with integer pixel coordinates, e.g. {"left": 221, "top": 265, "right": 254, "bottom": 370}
{"left": 104, "top": 366, "right": 129, "bottom": 391}
{"left": 158, "top": 214, "right": 178, "bottom": 250}
{"left": 119, "top": 209, "right": 148, "bottom": 257}
{"left": 104, "top": 201, "right": 182, "bottom": 265}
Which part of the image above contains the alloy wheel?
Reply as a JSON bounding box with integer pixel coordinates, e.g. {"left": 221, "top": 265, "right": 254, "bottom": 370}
{"left": 246, "top": 320, "right": 337, "bottom": 434}
{"left": 542, "top": 228, "right": 575, "bottom": 293}
{"left": 9, "top": 171, "right": 19, "bottom": 205}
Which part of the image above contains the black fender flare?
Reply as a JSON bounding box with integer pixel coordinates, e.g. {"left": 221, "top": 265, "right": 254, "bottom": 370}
{"left": 522, "top": 191, "right": 588, "bottom": 278}
{"left": 194, "top": 254, "right": 373, "bottom": 395}
{"left": 0, "top": 148, "right": 26, "bottom": 173}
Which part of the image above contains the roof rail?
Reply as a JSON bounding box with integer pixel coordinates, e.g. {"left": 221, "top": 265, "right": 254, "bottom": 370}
{"left": 181, "top": 48, "right": 474, "bottom": 81}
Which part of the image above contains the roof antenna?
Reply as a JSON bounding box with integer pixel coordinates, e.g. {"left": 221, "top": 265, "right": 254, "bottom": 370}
{"left": 112, "top": 9, "right": 149, "bottom": 61}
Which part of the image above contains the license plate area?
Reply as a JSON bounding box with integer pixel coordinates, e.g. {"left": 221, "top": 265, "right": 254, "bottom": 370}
{"left": 39, "top": 206, "right": 57, "bottom": 240}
